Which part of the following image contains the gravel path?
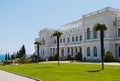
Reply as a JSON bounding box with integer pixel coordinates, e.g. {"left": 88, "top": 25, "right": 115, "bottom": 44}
{"left": 0, "top": 70, "right": 36, "bottom": 81}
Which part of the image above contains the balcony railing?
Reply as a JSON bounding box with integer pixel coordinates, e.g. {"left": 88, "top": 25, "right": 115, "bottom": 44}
{"left": 83, "top": 7, "right": 120, "bottom": 18}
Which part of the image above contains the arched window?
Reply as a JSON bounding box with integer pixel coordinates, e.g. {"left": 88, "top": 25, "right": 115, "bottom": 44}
{"left": 87, "top": 47, "right": 90, "bottom": 56}
{"left": 87, "top": 28, "right": 90, "bottom": 39}
{"left": 94, "top": 46, "right": 97, "bottom": 57}
{"left": 93, "top": 27, "right": 97, "bottom": 39}
{"left": 119, "top": 47, "right": 120, "bottom": 57}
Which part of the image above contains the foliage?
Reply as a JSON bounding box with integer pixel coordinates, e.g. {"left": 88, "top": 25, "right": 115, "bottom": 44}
{"left": 4, "top": 60, "right": 12, "bottom": 65}
{"left": 29, "top": 53, "right": 37, "bottom": 62}
{"left": 7, "top": 53, "right": 10, "bottom": 60}
{"left": 75, "top": 52, "right": 82, "bottom": 61}
{"left": 48, "top": 56, "right": 53, "bottom": 61}
{"left": 5, "top": 53, "right": 10, "bottom": 60}
{"left": 5, "top": 53, "right": 7, "bottom": 60}
{"left": 104, "top": 50, "right": 115, "bottom": 62}
{"left": 94, "top": 23, "right": 107, "bottom": 31}
{"left": 20, "top": 55, "right": 28, "bottom": 64}
{"left": 14, "top": 58, "right": 20, "bottom": 63}
{"left": 66, "top": 54, "right": 71, "bottom": 60}
{"left": 0, "top": 61, "right": 4, "bottom": 66}
{"left": 16, "top": 45, "right": 26, "bottom": 58}
{"left": 0, "top": 63, "right": 120, "bottom": 81}
{"left": 52, "top": 30, "right": 63, "bottom": 37}
{"left": 11, "top": 53, "right": 16, "bottom": 60}
{"left": 53, "top": 54, "right": 58, "bottom": 61}
{"left": 34, "top": 41, "right": 42, "bottom": 45}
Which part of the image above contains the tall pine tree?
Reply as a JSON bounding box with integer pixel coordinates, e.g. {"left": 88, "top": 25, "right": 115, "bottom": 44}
{"left": 5, "top": 53, "right": 8, "bottom": 60}
{"left": 8, "top": 53, "right": 10, "bottom": 60}
{"left": 16, "top": 45, "right": 26, "bottom": 59}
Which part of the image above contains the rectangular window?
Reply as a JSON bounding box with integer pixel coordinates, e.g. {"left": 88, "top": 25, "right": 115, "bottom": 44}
{"left": 72, "top": 37, "right": 74, "bottom": 42}
{"left": 60, "top": 39, "right": 62, "bottom": 43}
{"left": 118, "top": 29, "right": 120, "bottom": 37}
{"left": 63, "top": 38, "right": 65, "bottom": 43}
{"left": 55, "top": 40, "right": 56, "bottom": 44}
{"left": 76, "top": 36, "right": 78, "bottom": 41}
{"left": 80, "top": 35, "right": 82, "bottom": 41}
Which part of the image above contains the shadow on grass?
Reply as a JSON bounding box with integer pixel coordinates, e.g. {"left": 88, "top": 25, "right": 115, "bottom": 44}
{"left": 87, "top": 69, "right": 102, "bottom": 73}
{"left": 37, "top": 66, "right": 53, "bottom": 68}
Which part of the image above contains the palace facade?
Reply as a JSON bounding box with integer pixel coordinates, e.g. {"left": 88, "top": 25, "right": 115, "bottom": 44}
{"left": 35, "top": 7, "right": 120, "bottom": 61}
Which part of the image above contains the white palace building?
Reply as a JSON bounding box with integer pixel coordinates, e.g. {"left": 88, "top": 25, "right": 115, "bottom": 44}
{"left": 35, "top": 7, "right": 120, "bottom": 61}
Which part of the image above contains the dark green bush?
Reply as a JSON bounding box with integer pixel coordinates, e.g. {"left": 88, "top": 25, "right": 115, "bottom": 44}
{"left": 67, "top": 54, "right": 71, "bottom": 60}
{"left": 48, "top": 56, "right": 53, "bottom": 61}
{"left": 53, "top": 54, "right": 58, "bottom": 61}
{"left": 4, "top": 60, "right": 12, "bottom": 65}
{"left": 104, "top": 50, "right": 115, "bottom": 62}
{"left": 75, "top": 52, "right": 82, "bottom": 61}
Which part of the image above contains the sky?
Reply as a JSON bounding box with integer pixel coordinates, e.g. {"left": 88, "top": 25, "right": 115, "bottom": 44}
{"left": 0, "top": 0, "right": 120, "bottom": 54}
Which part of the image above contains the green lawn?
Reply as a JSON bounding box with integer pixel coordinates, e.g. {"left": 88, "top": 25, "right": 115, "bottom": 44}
{"left": 0, "top": 62, "right": 120, "bottom": 81}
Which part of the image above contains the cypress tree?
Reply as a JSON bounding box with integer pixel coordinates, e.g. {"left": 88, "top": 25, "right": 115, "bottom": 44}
{"left": 21, "top": 45, "right": 26, "bottom": 57}
{"left": 8, "top": 53, "right": 10, "bottom": 60}
{"left": 5, "top": 53, "right": 8, "bottom": 60}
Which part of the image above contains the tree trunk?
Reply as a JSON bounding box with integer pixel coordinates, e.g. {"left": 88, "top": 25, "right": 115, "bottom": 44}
{"left": 100, "top": 30, "right": 104, "bottom": 70}
{"left": 57, "top": 36, "right": 60, "bottom": 66}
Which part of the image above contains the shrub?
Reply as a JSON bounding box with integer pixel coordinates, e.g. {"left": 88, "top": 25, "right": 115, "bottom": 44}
{"left": 4, "top": 60, "right": 12, "bottom": 65}
{"left": 20, "top": 56, "right": 28, "bottom": 64}
{"left": 104, "top": 50, "right": 115, "bottom": 62}
{"left": 0, "top": 61, "right": 4, "bottom": 66}
{"left": 14, "top": 58, "right": 20, "bottom": 63}
{"left": 53, "top": 54, "right": 58, "bottom": 61}
{"left": 75, "top": 52, "right": 82, "bottom": 61}
{"left": 66, "top": 54, "right": 71, "bottom": 60}
{"left": 48, "top": 56, "right": 53, "bottom": 61}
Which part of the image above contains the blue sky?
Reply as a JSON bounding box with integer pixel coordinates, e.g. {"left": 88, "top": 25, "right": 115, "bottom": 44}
{"left": 0, "top": 0, "right": 120, "bottom": 54}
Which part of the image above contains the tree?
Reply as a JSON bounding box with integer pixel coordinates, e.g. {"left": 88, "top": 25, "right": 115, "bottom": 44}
{"left": 30, "top": 53, "right": 37, "bottom": 62}
{"left": 75, "top": 52, "right": 82, "bottom": 61}
{"left": 16, "top": 51, "right": 20, "bottom": 58}
{"left": 94, "top": 23, "right": 107, "bottom": 70}
{"left": 16, "top": 45, "right": 26, "bottom": 59}
{"left": 52, "top": 30, "right": 62, "bottom": 66}
{"left": 11, "top": 53, "right": 16, "bottom": 60}
{"left": 5, "top": 53, "right": 7, "bottom": 60}
{"left": 104, "top": 51, "right": 115, "bottom": 62}
{"left": 7, "top": 53, "right": 10, "bottom": 60}
{"left": 21, "top": 45, "right": 26, "bottom": 57}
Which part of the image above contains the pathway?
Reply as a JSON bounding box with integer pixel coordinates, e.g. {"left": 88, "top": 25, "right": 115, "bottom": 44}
{"left": 0, "top": 70, "right": 37, "bottom": 81}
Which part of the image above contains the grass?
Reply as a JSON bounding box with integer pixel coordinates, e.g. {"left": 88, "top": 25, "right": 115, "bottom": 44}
{"left": 0, "top": 62, "right": 120, "bottom": 81}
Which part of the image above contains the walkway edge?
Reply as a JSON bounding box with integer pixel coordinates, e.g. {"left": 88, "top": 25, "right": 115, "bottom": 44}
{"left": 1, "top": 70, "right": 42, "bottom": 81}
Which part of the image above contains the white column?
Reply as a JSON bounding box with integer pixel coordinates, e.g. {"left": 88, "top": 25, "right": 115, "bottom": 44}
{"left": 82, "top": 44, "right": 85, "bottom": 60}
{"left": 64, "top": 47, "right": 66, "bottom": 57}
